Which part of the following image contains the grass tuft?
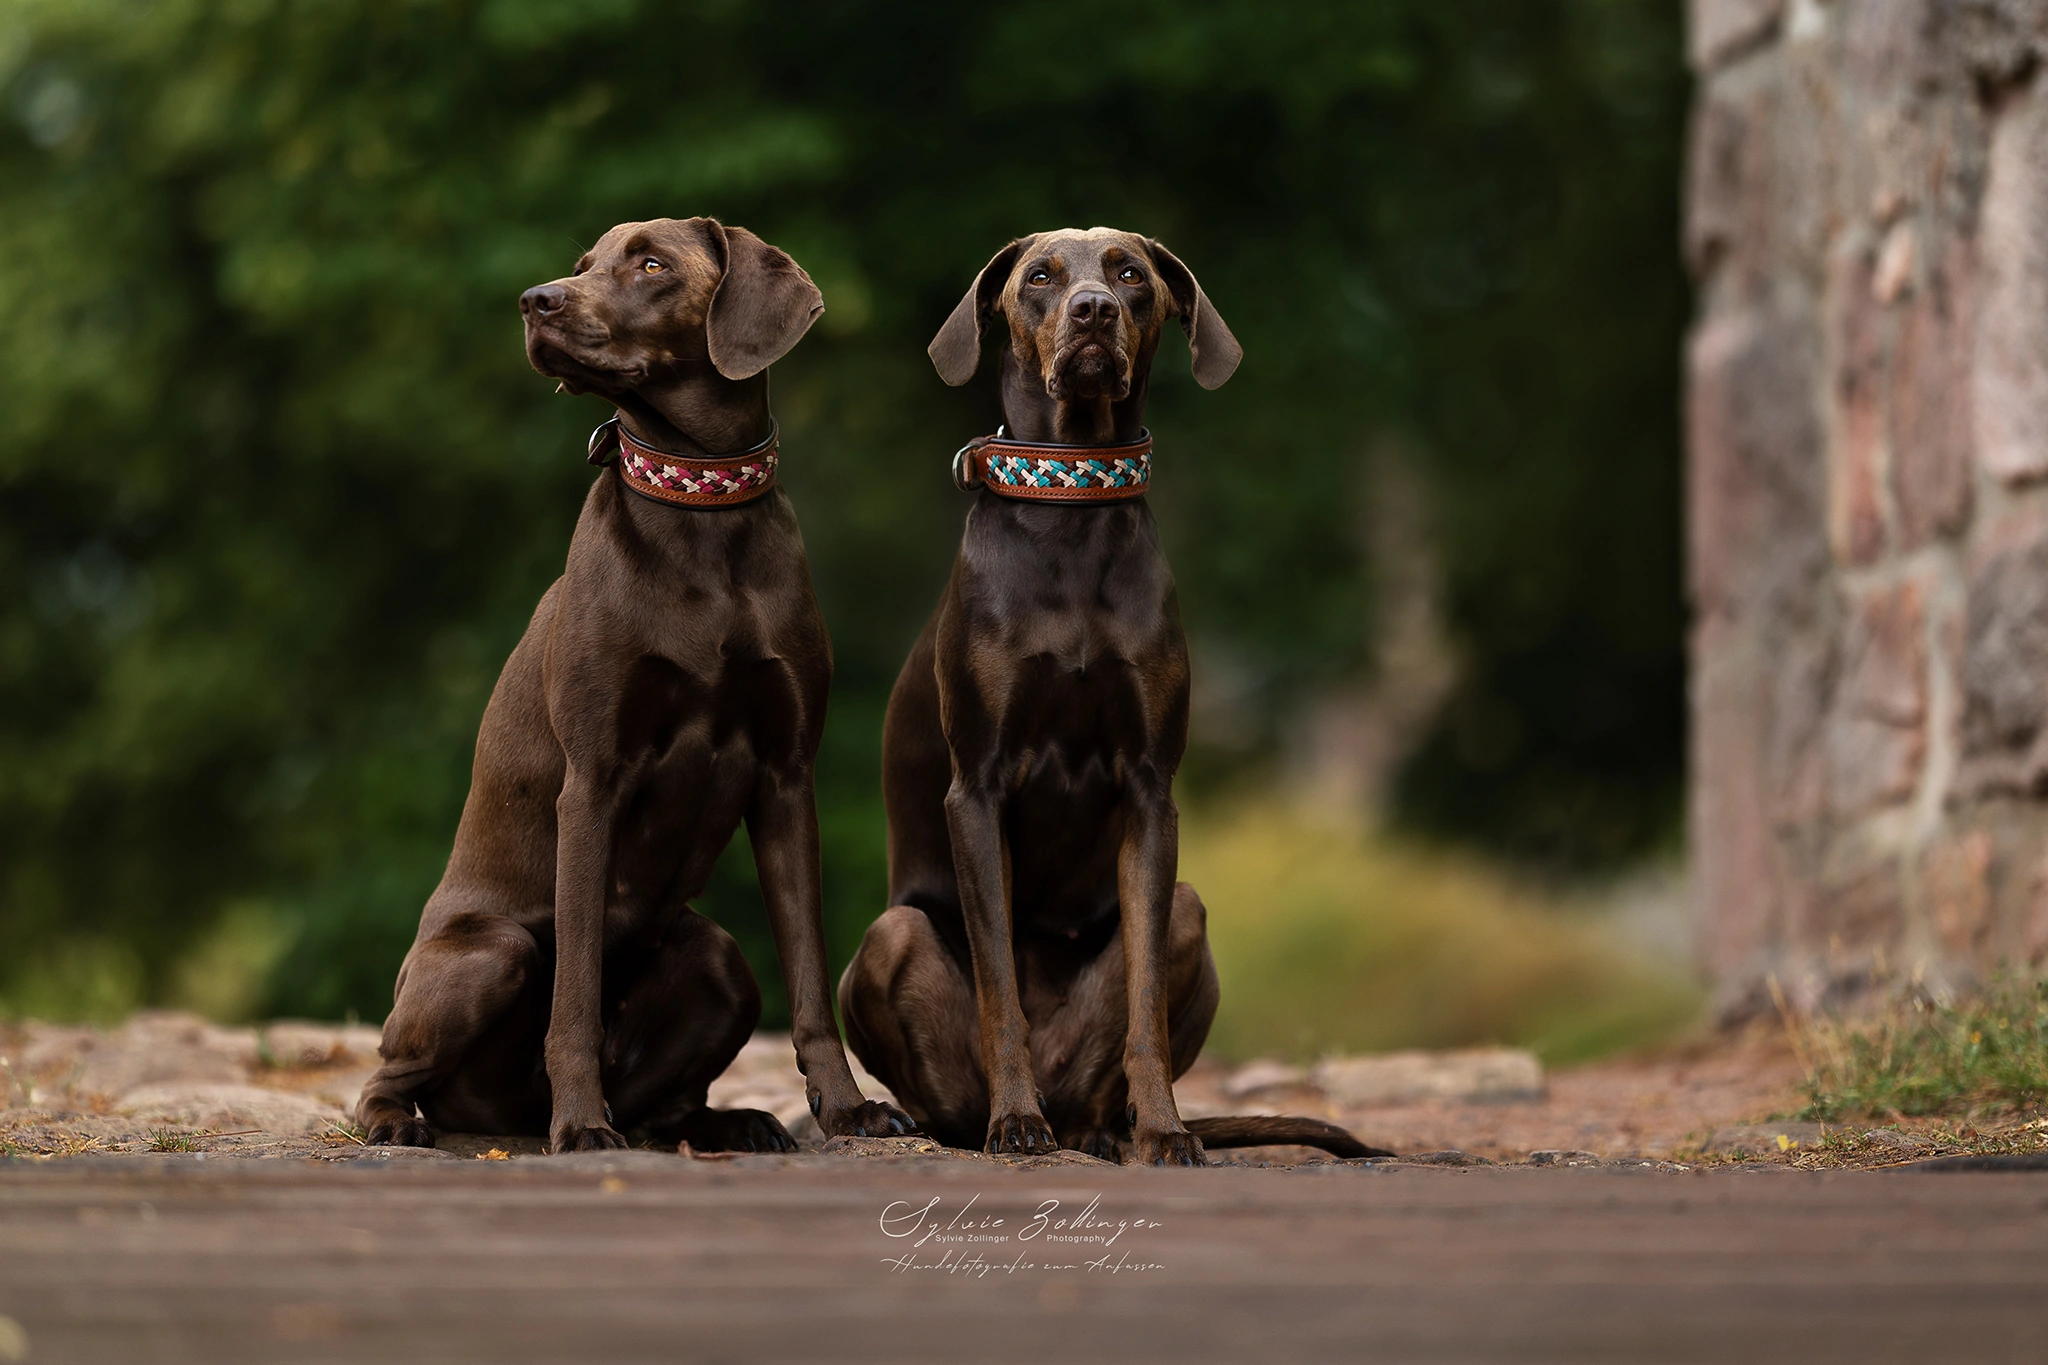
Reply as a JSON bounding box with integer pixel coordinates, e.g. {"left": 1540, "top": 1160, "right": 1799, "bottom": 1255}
{"left": 145, "top": 1128, "right": 201, "bottom": 1153}
{"left": 1793, "top": 977, "right": 2048, "bottom": 1122}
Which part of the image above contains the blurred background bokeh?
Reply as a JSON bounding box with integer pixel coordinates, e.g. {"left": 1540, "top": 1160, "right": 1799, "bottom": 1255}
{"left": 0, "top": 0, "right": 1700, "bottom": 1059}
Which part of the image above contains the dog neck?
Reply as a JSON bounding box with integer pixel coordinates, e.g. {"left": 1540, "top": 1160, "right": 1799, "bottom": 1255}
{"left": 996, "top": 349, "right": 1152, "bottom": 446}
{"left": 612, "top": 363, "right": 773, "bottom": 457}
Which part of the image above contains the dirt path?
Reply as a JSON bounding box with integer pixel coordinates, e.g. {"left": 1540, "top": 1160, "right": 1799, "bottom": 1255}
{"left": 5, "top": 1015, "right": 2047, "bottom": 1361}
{"left": 4, "top": 1152, "right": 2048, "bottom": 1363}
{"left": 0, "top": 1013, "right": 1810, "bottom": 1165}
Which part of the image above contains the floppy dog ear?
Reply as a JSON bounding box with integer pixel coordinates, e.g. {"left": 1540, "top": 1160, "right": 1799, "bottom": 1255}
{"left": 704, "top": 221, "right": 825, "bottom": 381}
{"left": 1147, "top": 239, "right": 1242, "bottom": 390}
{"left": 929, "top": 238, "right": 1029, "bottom": 387}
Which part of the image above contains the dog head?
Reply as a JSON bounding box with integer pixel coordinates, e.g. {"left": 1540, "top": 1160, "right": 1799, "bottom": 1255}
{"left": 928, "top": 228, "right": 1240, "bottom": 398}
{"left": 520, "top": 217, "right": 823, "bottom": 395}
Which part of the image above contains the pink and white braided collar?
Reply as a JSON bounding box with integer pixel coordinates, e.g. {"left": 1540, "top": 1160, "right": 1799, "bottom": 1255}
{"left": 587, "top": 416, "right": 779, "bottom": 508}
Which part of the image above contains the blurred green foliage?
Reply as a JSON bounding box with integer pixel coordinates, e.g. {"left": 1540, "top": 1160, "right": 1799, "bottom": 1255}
{"left": 1188, "top": 804, "right": 1699, "bottom": 1065}
{"left": 0, "top": 0, "right": 1687, "bottom": 1024}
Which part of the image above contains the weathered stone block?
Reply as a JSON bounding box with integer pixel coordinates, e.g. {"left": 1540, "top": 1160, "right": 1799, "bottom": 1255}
{"left": 1686, "top": 61, "right": 1841, "bottom": 295}
{"left": 1690, "top": 0, "right": 1786, "bottom": 71}
{"left": 1890, "top": 233, "right": 1975, "bottom": 546}
{"left": 2028, "top": 850, "right": 2048, "bottom": 964}
{"left": 1791, "top": 865, "right": 1906, "bottom": 953}
{"left": 1921, "top": 829, "right": 1995, "bottom": 959}
{"left": 1959, "top": 509, "right": 2048, "bottom": 792}
{"left": 1686, "top": 306, "right": 1826, "bottom": 618}
{"left": 1827, "top": 579, "right": 1927, "bottom": 811}
{"left": 1311, "top": 1048, "right": 1545, "bottom": 1107}
{"left": 1767, "top": 627, "right": 1837, "bottom": 828}
{"left": 1687, "top": 613, "right": 1785, "bottom": 978}
{"left": 1685, "top": 86, "right": 1749, "bottom": 278}
{"left": 1972, "top": 80, "right": 2048, "bottom": 484}
{"left": 1825, "top": 242, "right": 1890, "bottom": 565}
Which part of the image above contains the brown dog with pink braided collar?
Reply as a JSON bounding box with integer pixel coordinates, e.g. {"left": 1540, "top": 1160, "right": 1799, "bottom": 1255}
{"left": 355, "top": 218, "right": 913, "bottom": 1155}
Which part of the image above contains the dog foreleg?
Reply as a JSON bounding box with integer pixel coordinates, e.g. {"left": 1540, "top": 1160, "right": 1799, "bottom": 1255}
{"left": 750, "top": 765, "right": 917, "bottom": 1138}
{"left": 544, "top": 765, "right": 628, "bottom": 1153}
{"left": 1118, "top": 781, "right": 1204, "bottom": 1166}
{"left": 943, "top": 781, "right": 1058, "bottom": 1154}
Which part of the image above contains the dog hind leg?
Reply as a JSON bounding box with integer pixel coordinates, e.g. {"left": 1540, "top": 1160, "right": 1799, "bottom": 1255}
{"left": 357, "top": 911, "right": 544, "bottom": 1146}
{"left": 838, "top": 905, "right": 990, "bottom": 1149}
{"left": 1036, "top": 881, "right": 1219, "bottom": 1161}
{"left": 601, "top": 908, "right": 794, "bottom": 1153}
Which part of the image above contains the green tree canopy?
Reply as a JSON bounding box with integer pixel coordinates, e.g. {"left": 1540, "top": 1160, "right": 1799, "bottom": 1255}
{"left": 0, "top": 0, "right": 1687, "bottom": 1022}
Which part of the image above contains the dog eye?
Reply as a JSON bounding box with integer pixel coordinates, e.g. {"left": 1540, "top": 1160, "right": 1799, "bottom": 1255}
{"left": 1118, "top": 266, "right": 1143, "bottom": 283}
{"left": 641, "top": 258, "right": 665, "bottom": 274}
{"left": 1027, "top": 268, "right": 1051, "bottom": 286}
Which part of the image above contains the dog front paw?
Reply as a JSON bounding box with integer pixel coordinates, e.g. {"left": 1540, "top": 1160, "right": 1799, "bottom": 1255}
{"left": 551, "top": 1122, "right": 628, "bottom": 1154}
{"left": 986, "top": 1111, "right": 1058, "bottom": 1156}
{"left": 821, "top": 1099, "right": 919, "bottom": 1139}
{"left": 677, "top": 1107, "right": 799, "bottom": 1153}
{"left": 364, "top": 1113, "right": 436, "bottom": 1148}
{"left": 1071, "top": 1128, "right": 1125, "bottom": 1162}
{"left": 1130, "top": 1126, "right": 1206, "bottom": 1167}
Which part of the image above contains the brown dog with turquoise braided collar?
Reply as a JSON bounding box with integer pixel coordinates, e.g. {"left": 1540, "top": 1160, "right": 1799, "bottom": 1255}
{"left": 837, "top": 229, "right": 1391, "bottom": 1165}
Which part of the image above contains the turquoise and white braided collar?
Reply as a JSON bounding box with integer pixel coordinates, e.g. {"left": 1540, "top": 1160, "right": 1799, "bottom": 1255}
{"left": 952, "top": 428, "right": 1152, "bottom": 503}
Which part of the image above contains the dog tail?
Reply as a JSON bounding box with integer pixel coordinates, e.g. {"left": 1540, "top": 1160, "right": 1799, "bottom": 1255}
{"left": 1185, "top": 1115, "right": 1395, "bottom": 1159}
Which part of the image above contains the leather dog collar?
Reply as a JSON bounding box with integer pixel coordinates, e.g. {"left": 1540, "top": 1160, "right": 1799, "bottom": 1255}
{"left": 952, "top": 428, "right": 1152, "bottom": 503}
{"left": 587, "top": 415, "right": 779, "bottom": 508}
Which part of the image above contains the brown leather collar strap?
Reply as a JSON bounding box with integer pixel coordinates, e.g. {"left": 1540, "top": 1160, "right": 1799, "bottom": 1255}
{"left": 951, "top": 429, "right": 1152, "bottom": 503}
{"left": 587, "top": 416, "right": 779, "bottom": 509}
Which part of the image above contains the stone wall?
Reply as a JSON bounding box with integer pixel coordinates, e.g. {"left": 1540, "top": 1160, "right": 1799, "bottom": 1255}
{"left": 1687, "top": 0, "right": 2048, "bottom": 1014}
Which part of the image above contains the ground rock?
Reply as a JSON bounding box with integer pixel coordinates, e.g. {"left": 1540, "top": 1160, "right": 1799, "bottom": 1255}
{"left": 337, "top": 1143, "right": 457, "bottom": 1161}
{"left": 1527, "top": 1149, "right": 1604, "bottom": 1167}
{"left": 1221, "top": 1060, "right": 1307, "bottom": 1099}
{"left": 1861, "top": 1128, "right": 1932, "bottom": 1152}
{"left": 706, "top": 1033, "right": 898, "bottom": 1139}
{"left": 259, "top": 1021, "right": 382, "bottom": 1069}
{"left": 33, "top": 1012, "right": 258, "bottom": 1102}
{"left": 1402, "top": 1149, "right": 1490, "bottom": 1166}
{"left": 1702, "top": 1121, "right": 1832, "bottom": 1154}
{"left": 1313, "top": 1048, "right": 1545, "bottom": 1106}
{"left": 823, "top": 1135, "right": 947, "bottom": 1159}
{"left": 115, "top": 1082, "right": 346, "bottom": 1135}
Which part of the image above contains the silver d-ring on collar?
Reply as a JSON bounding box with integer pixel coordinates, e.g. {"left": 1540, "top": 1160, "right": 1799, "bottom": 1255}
{"left": 951, "top": 425, "right": 1008, "bottom": 491}
{"left": 587, "top": 416, "right": 622, "bottom": 467}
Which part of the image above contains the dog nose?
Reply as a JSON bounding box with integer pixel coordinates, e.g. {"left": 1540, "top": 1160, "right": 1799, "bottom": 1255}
{"left": 1068, "top": 289, "right": 1119, "bottom": 330}
{"left": 521, "top": 284, "right": 567, "bottom": 317}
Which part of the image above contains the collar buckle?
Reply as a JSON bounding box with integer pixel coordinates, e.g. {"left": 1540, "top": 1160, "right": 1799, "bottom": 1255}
{"left": 952, "top": 436, "right": 992, "bottom": 492}
{"left": 587, "top": 416, "right": 621, "bottom": 467}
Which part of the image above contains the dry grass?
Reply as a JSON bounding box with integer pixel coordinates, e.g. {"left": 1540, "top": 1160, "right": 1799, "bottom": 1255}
{"left": 1182, "top": 803, "right": 1701, "bottom": 1065}
{"left": 1777, "top": 1120, "right": 2048, "bottom": 1171}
